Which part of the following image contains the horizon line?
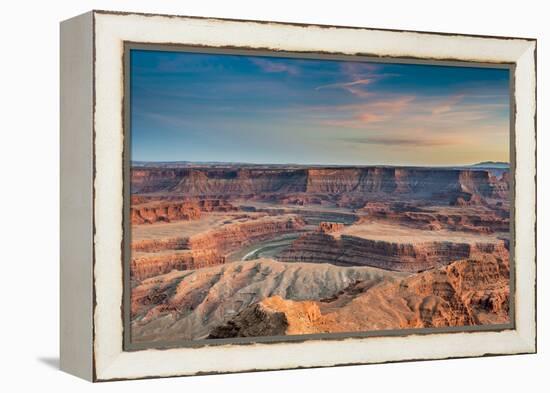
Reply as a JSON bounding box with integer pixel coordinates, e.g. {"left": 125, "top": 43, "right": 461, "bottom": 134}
{"left": 131, "top": 159, "right": 510, "bottom": 168}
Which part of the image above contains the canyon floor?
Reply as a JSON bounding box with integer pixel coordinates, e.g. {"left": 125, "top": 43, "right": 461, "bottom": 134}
{"left": 129, "top": 163, "right": 511, "bottom": 344}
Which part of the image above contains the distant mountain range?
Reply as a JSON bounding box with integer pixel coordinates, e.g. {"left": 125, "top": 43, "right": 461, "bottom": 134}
{"left": 469, "top": 161, "right": 510, "bottom": 169}
{"left": 132, "top": 160, "right": 510, "bottom": 170}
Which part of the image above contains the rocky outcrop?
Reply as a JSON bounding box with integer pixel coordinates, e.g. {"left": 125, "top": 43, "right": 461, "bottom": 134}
{"left": 131, "top": 201, "right": 202, "bottom": 224}
{"left": 208, "top": 296, "right": 322, "bottom": 338}
{"left": 131, "top": 199, "right": 236, "bottom": 225}
{"left": 278, "top": 230, "right": 509, "bottom": 272}
{"left": 358, "top": 202, "right": 509, "bottom": 234}
{"left": 131, "top": 215, "right": 306, "bottom": 280}
{"left": 130, "top": 259, "right": 405, "bottom": 342}
{"left": 458, "top": 170, "right": 495, "bottom": 197}
{"left": 195, "top": 198, "right": 237, "bottom": 212}
{"left": 131, "top": 250, "right": 225, "bottom": 281}
{"left": 208, "top": 299, "right": 292, "bottom": 338}
{"left": 132, "top": 168, "right": 308, "bottom": 195}
{"left": 489, "top": 171, "right": 510, "bottom": 199}
{"left": 186, "top": 216, "right": 305, "bottom": 254}
{"left": 318, "top": 222, "right": 345, "bottom": 233}
{"left": 210, "top": 254, "right": 510, "bottom": 338}
{"left": 450, "top": 193, "right": 486, "bottom": 207}
{"left": 132, "top": 215, "right": 304, "bottom": 252}
{"left": 131, "top": 168, "right": 184, "bottom": 193}
{"left": 131, "top": 166, "right": 509, "bottom": 201}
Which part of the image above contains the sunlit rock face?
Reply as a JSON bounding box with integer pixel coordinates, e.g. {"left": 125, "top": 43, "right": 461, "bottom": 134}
{"left": 129, "top": 163, "right": 510, "bottom": 344}
{"left": 131, "top": 166, "right": 508, "bottom": 201}
{"left": 210, "top": 254, "right": 510, "bottom": 338}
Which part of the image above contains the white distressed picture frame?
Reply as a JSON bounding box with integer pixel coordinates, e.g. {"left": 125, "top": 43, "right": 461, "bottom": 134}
{"left": 60, "top": 10, "right": 536, "bottom": 382}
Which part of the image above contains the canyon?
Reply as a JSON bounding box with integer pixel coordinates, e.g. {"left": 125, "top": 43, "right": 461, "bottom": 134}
{"left": 129, "top": 163, "right": 511, "bottom": 344}
{"left": 131, "top": 166, "right": 508, "bottom": 199}
{"left": 131, "top": 260, "right": 406, "bottom": 342}
{"left": 210, "top": 253, "right": 510, "bottom": 338}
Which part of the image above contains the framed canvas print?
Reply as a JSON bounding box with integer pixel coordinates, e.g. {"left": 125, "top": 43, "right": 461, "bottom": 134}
{"left": 60, "top": 10, "right": 537, "bottom": 381}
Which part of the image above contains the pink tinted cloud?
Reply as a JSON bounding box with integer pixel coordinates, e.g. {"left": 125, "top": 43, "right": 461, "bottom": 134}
{"left": 357, "top": 113, "right": 386, "bottom": 123}
{"left": 431, "top": 94, "right": 465, "bottom": 115}
{"left": 321, "top": 94, "right": 492, "bottom": 131}
{"left": 308, "top": 95, "right": 415, "bottom": 113}
{"left": 320, "top": 119, "right": 369, "bottom": 128}
{"left": 318, "top": 95, "right": 415, "bottom": 128}
{"left": 250, "top": 58, "right": 299, "bottom": 75}
{"left": 320, "top": 112, "right": 389, "bottom": 128}
{"left": 368, "top": 96, "right": 416, "bottom": 112}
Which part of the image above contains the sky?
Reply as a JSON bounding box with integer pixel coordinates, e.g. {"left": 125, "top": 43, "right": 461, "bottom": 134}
{"left": 130, "top": 49, "right": 510, "bottom": 166}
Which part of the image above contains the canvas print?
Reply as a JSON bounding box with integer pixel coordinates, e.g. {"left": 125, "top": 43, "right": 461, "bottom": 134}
{"left": 128, "top": 48, "right": 511, "bottom": 346}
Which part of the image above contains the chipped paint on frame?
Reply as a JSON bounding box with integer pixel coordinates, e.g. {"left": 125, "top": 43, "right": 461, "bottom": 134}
{"left": 88, "top": 10, "right": 536, "bottom": 381}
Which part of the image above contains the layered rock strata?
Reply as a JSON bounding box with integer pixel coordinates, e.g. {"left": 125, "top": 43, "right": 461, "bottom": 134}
{"left": 131, "top": 215, "right": 305, "bottom": 280}
{"left": 210, "top": 253, "right": 510, "bottom": 338}
{"left": 131, "top": 259, "right": 406, "bottom": 342}
{"left": 132, "top": 167, "right": 509, "bottom": 201}
{"left": 131, "top": 199, "right": 236, "bottom": 224}
{"left": 131, "top": 201, "right": 202, "bottom": 225}
{"left": 277, "top": 230, "right": 509, "bottom": 273}
{"left": 131, "top": 250, "right": 225, "bottom": 281}
{"left": 359, "top": 203, "right": 509, "bottom": 234}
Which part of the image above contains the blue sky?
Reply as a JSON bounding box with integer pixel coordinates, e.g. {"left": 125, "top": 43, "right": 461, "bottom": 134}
{"left": 130, "top": 49, "right": 510, "bottom": 166}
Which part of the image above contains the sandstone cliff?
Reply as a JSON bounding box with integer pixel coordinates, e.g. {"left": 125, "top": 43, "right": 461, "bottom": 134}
{"left": 131, "top": 215, "right": 305, "bottom": 280}
{"left": 132, "top": 215, "right": 305, "bottom": 253}
{"left": 277, "top": 229, "right": 509, "bottom": 273}
{"left": 358, "top": 202, "right": 509, "bottom": 234}
{"left": 209, "top": 253, "right": 510, "bottom": 338}
{"left": 131, "top": 198, "right": 236, "bottom": 224}
{"left": 131, "top": 201, "right": 202, "bottom": 224}
{"left": 131, "top": 167, "right": 509, "bottom": 200}
{"left": 131, "top": 259, "right": 406, "bottom": 342}
{"left": 131, "top": 250, "right": 225, "bottom": 281}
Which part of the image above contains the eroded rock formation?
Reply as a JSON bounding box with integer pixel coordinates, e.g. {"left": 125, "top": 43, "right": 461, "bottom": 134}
{"left": 131, "top": 250, "right": 225, "bottom": 281}
{"left": 318, "top": 222, "right": 345, "bottom": 233}
{"left": 131, "top": 201, "right": 202, "bottom": 224}
{"left": 131, "top": 167, "right": 509, "bottom": 202}
{"left": 358, "top": 202, "right": 509, "bottom": 234}
{"left": 131, "top": 215, "right": 306, "bottom": 280}
{"left": 278, "top": 229, "right": 508, "bottom": 272}
{"left": 186, "top": 216, "right": 305, "bottom": 254}
{"left": 131, "top": 259, "right": 405, "bottom": 342}
{"left": 210, "top": 253, "right": 510, "bottom": 338}
{"left": 131, "top": 198, "right": 236, "bottom": 224}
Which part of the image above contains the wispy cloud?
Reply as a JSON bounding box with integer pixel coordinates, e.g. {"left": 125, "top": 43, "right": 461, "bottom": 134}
{"left": 250, "top": 58, "right": 300, "bottom": 75}
{"left": 315, "top": 62, "right": 399, "bottom": 98}
{"left": 317, "top": 95, "right": 415, "bottom": 128}
{"left": 316, "top": 78, "right": 375, "bottom": 98}
{"left": 313, "top": 91, "right": 506, "bottom": 135}
{"left": 357, "top": 113, "right": 386, "bottom": 123}
{"left": 368, "top": 96, "right": 415, "bottom": 112}
{"left": 431, "top": 94, "right": 465, "bottom": 115}
{"left": 340, "top": 135, "right": 462, "bottom": 147}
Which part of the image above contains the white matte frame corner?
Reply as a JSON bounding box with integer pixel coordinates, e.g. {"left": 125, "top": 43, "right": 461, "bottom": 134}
{"left": 60, "top": 10, "right": 536, "bottom": 382}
